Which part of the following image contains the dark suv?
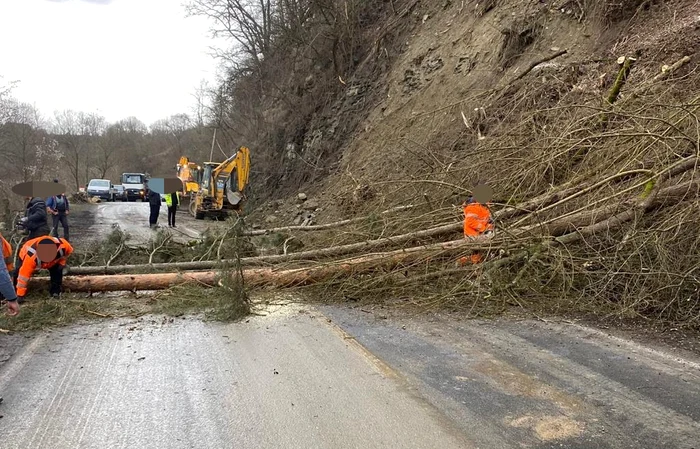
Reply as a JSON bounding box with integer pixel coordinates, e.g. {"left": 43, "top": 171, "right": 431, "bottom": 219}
{"left": 113, "top": 185, "right": 127, "bottom": 202}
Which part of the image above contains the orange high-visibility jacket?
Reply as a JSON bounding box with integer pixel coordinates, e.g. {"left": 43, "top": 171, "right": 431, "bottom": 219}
{"left": 16, "top": 236, "right": 73, "bottom": 297}
{"left": 1, "top": 235, "right": 13, "bottom": 272}
{"left": 463, "top": 202, "right": 494, "bottom": 237}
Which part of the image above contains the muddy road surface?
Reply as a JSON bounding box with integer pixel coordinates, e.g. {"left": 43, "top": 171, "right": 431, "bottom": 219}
{"left": 69, "top": 201, "right": 225, "bottom": 246}
{"left": 1, "top": 302, "right": 698, "bottom": 448}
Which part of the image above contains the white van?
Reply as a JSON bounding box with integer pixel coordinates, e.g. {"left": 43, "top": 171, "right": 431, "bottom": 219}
{"left": 86, "top": 179, "right": 114, "bottom": 201}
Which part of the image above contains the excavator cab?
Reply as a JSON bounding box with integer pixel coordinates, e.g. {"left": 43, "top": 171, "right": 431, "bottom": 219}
{"left": 200, "top": 163, "right": 214, "bottom": 191}
{"left": 177, "top": 157, "right": 201, "bottom": 193}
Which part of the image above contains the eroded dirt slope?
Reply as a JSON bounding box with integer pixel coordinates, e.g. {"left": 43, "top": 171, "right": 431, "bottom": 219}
{"left": 245, "top": 0, "right": 699, "bottom": 225}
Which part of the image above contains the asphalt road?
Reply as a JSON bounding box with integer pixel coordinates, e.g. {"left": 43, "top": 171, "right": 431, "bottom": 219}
{"left": 1, "top": 302, "right": 698, "bottom": 448}
{"left": 321, "top": 306, "right": 700, "bottom": 449}
{"left": 0, "top": 304, "right": 471, "bottom": 449}
{"left": 78, "top": 201, "right": 215, "bottom": 245}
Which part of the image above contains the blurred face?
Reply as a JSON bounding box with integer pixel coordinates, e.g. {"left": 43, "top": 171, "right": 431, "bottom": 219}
{"left": 37, "top": 242, "right": 58, "bottom": 263}
{"left": 472, "top": 184, "right": 493, "bottom": 204}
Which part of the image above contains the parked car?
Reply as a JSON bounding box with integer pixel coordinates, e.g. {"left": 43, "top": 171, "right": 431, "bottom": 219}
{"left": 86, "top": 179, "right": 114, "bottom": 201}
{"left": 113, "top": 185, "right": 127, "bottom": 201}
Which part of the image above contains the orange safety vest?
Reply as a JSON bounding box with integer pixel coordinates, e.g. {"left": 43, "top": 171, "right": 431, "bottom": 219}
{"left": 1, "top": 235, "right": 13, "bottom": 272}
{"left": 463, "top": 202, "right": 494, "bottom": 237}
{"left": 16, "top": 236, "right": 73, "bottom": 297}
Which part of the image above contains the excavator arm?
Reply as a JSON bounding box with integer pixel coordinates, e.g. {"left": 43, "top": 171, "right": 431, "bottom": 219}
{"left": 212, "top": 146, "right": 250, "bottom": 195}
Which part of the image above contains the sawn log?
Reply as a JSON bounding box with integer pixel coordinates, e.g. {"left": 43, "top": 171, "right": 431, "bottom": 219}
{"left": 32, "top": 235, "right": 504, "bottom": 292}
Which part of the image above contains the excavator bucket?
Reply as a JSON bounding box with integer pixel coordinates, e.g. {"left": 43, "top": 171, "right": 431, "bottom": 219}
{"left": 226, "top": 180, "right": 244, "bottom": 207}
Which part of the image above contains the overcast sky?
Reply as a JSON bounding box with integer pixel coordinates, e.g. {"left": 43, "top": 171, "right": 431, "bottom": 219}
{"left": 0, "top": 0, "right": 226, "bottom": 127}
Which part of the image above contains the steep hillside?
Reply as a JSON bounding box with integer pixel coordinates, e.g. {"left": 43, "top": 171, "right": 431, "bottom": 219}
{"left": 247, "top": 0, "right": 697, "bottom": 216}
{"left": 315, "top": 0, "right": 698, "bottom": 211}
{"left": 242, "top": 0, "right": 699, "bottom": 329}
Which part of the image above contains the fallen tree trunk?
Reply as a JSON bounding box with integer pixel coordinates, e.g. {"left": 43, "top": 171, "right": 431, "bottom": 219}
{"left": 60, "top": 175, "right": 656, "bottom": 276}
{"left": 243, "top": 204, "right": 416, "bottom": 236}
{"left": 67, "top": 220, "right": 469, "bottom": 275}
{"left": 244, "top": 180, "right": 599, "bottom": 245}
{"left": 31, "top": 271, "right": 221, "bottom": 292}
{"left": 497, "top": 186, "right": 582, "bottom": 221}
{"left": 64, "top": 168, "right": 698, "bottom": 277}
{"left": 34, "top": 235, "right": 509, "bottom": 291}
{"left": 652, "top": 55, "right": 691, "bottom": 83}
{"left": 31, "top": 180, "right": 698, "bottom": 292}
{"left": 521, "top": 157, "right": 699, "bottom": 236}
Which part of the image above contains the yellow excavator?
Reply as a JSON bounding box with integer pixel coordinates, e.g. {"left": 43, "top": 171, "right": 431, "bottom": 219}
{"left": 188, "top": 146, "right": 251, "bottom": 219}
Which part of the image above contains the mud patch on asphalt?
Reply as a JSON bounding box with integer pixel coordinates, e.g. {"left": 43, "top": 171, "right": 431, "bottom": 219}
{"left": 510, "top": 415, "right": 584, "bottom": 441}
{"left": 473, "top": 358, "right": 584, "bottom": 412}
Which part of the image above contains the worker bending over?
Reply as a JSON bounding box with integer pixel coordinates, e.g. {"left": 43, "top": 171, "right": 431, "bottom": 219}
{"left": 16, "top": 236, "right": 73, "bottom": 300}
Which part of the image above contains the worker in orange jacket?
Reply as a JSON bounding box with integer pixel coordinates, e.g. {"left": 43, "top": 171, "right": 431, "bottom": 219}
{"left": 15, "top": 236, "right": 73, "bottom": 300}
{"left": 2, "top": 234, "right": 14, "bottom": 273}
{"left": 460, "top": 196, "right": 494, "bottom": 265}
{"left": 0, "top": 233, "right": 20, "bottom": 315}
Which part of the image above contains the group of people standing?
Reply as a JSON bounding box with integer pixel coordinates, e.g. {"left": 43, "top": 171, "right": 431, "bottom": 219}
{"left": 1, "top": 179, "right": 73, "bottom": 316}
{"left": 145, "top": 186, "right": 180, "bottom": 229}
{"left": 1, "top": 180, "right": 185, "bottom": 317}
{"left": 17, "top": 179, "right": 70, "bottom": 241}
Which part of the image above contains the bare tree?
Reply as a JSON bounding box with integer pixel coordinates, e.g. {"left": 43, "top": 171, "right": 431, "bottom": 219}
{"left": 0, "top": 76, "right": 19, "bottom": 124}
{"left": 78, "top": 112, "right": 106, "bottom": 182}
{"left": 32, "top": 136, "right": 63, "bottom": 181}
{"left": 186, "top": 0, "right": 276, "bottom": 73}
{"left": 97, "top": 122, "right": 128, "bottom": 179}
{"left": 112, "top": 116, "right": 148, "bottom": 173}
{"left": 118, "top": 116, "right": 148, "bottom": 135}
{"left": 53, "top": 110, "right": 87, "bottom": 190}
{"left": 0, "top": 102, "right": 47, "bottom": 182}
{"left": 191, "top": 80, "right": 213, "bottom": 127}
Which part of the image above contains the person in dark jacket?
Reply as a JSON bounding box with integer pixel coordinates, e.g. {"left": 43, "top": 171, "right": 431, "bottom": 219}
{"left": 146, "top": 188, "right": 162, "bottom": 228}
{"left": 22, "top": 197, "right": 51, "bottom": 239}
{"left": 165, "top": 191, "right": 180, "bottom": 228}
{"left": 13, "top": 196, "right": 51, "bottom": 291}
{"left": 46, "top": 178, "right": 70, "bottom": 241}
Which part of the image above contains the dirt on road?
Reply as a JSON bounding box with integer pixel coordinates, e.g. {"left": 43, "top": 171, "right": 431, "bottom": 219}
{"left": 322, "top": 306, "right": 700, "bottom": 449}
